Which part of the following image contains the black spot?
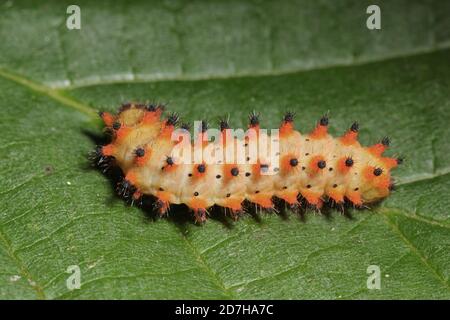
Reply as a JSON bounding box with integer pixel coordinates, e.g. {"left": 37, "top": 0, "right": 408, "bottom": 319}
{"left": 284, "top": 111, "right": 295, "bottom": 122}
{"left": 354, "top": 188, "right": 359, "bottom": 191}
{"left": 135, "top": 148, "right": 145, "bottom": 157}
{"left": 159, "top": 187, "right": 164, "bottom": 191}
{"left": 350, "top": 122, "right": 359, "bottom": 132}
{"left": 230, "top": 167, "right": 239, "bottom": 176}
{"left": 333, "top": 184, "right": 337, "bottom": 188}
{"left": 305, "top": 153, "right": 309, "bottom": 156}
{"left": 244, "top": 143, "right": 248, "bottom": 147}
{"left": 289, "top": 158, "right": 298, "bottom": 167}
{"left": 188, "top": 173, "right": 192, "bottom": 177}
{"left": 302, "top": 166, "right": 306, "bottom": 170}
{"left": 345, "top": 157, "right": 354, "bottom": 167}
{"left": 320, "top": 116, "right": 328, "bottom": 126}
{"left": 305, "top": 138, "right": 310, "bottom": 142}
{"left": 397, "top": 157, "right": 404, "bottom": 165}
{"left": 374, "top": 168, "right": 383, "bottom": 176}
{"left": 166, "top": 157, "right": 174, "bottom": 166}
{"left": 381, "top": 136, "right": 390, "bottom": 146}
{"left": 226, "top": 193, "right": 231, "bottom": 198}
{"left": 274, "top": 167, "right": 279, "bottom": 172}
{"left": 194, "top": 192, "right": 199, "bottom": 196}
{"left": 283, "top": 186, "right": 287, "bottom": 189}
{"left": 329, "top": 167, "right": 333, "bottom": 171}
{"left": 306, "top": 184, "right": 312, "bottom": 188}
{"left": 197, "top": 164, "right": 206, "bottom": 173}
{"left": 317, "top": 160, "right": 326, "bottom": 169}
{"left": 216, "top": 175, "right": 221, "bottom": 179}
{"left": 245, "top": 172, "right": 251, "bottom": 177}
{"left": 112, "top": 122, "right": 121, "bottom": 130}
{"left": 255, "top": 190, "right": 260, "bottom": 194}
{"left": 246, "top": 157, "right": 250, "bottom": 161}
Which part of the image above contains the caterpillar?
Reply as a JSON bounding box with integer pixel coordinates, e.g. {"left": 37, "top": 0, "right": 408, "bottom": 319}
{"left": 92, "top": 103, "right": 402, "bottom": 223}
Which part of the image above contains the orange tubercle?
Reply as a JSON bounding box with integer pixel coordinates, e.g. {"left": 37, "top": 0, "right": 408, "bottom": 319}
{"left": 367, "top": 143, "right": 387, "bottom": 157}
{"left": 382, "top": 157, "right": 398, "bottom": 169}
{"left": 340, "top": 130, "right": 358, "bottom": 145}
{"left": 141, "top": 111, "right": 159, "bottom": 124}
{"left": 346, "top": 190, "right": 362, "bottom": 206}
{"left": 222, "top": 198, "right": 243, "bottom": 211}
{"left": 100, "top": 112, "right": 115, "bottom": 127}
{"left": 102, "top": 144, "right": 115, "bottom": 157}
{"left": 125, "top": 171, "right": 137, "bottom": 185}
{"left": 363, "top": 166, "right": 376, "bottom": 181}
{"left": 279, "top": 122, "right": 294, "bottom": 137}
{"left": 327, "top": 189, "right": 344, "bottom": 203}
{"left": 279, "top": 190, "right": 298, "bottom": 205}
{"left": 189, "top": 198, "right": 208, "bottom": 211}
{"left": 156, "top": 190, "right": 173, "bottom": 203}
{"left": 116, "top": 126, "right": 132, "bottom": 141}
{"left": 300, "top": 189, "right": 322, "bottom": 206}
{"left": 250, "top": 193, "right": 273, "bottom": 208}
{"left": 309, "top": 125, "right": 328, "bottom": 139}
{"left": 160, "top": 124, "right": 174, "bottom": 139}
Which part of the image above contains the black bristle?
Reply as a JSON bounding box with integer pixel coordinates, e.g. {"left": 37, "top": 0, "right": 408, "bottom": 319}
{"left": 320, "top": 115, "right": 329, "bottom": 126}
{"left": 146, "top": 103, "right": 157, "bottom": 112}
{"left": 116, "top": 179, "right": 136, "bottom": 199}
{"left": 119, "top": 102, "right": 132, "bottom": 112}
{"left": 248, "top": 111, "right": 260, "bottom": 127}
{"left": 201, "top": 120, "right": 208, "bottom": 133}
{"left": 134, "top": 103, "right": 147, "bottom": 109}
{"left": 219, "top": 118, "right": 230, "bottom": 131}
{"left": 180, "top": 122, "right": 190, "bottom": 131}
{"left": 166, "top": 112, "right": 179, "bottom": 126}
{"left": 90, "top": 145, "right": 115, "bottom": 173}
{"left": 381, "top": 136, "right": 390, "bottom": 146}
{"left": 396, "top": 157, "right": 404, "bottom": 165}
{"left": 153, "top": 199, "right": 165, "bottom": 211}
{"left": 98, "top": 111, "right": 104, "bottom": 117}
{"left": 284, "top": 111, "right": 295, "bottom": 123}
{"left": 350, "top": 122, "right": 359, "bottom": 132}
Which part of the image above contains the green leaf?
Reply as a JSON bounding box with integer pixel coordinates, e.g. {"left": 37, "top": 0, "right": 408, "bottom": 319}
{"left": 0, "top": 0, "right": 449, "bottom": 299}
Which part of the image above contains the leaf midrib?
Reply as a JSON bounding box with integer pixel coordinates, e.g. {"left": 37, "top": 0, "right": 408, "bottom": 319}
{"left": 1, "top": 49, "right": 449, "bottom": 299}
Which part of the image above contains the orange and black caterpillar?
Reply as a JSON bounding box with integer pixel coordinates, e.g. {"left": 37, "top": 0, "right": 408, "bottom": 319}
{"left": 92, "top": 103, "right": 402, "bottom": 223}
